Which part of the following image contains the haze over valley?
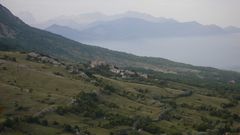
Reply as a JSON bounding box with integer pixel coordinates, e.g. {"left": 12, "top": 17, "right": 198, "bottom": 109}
{"left": 18, "top": 11, "right": 240, "bottom": 71}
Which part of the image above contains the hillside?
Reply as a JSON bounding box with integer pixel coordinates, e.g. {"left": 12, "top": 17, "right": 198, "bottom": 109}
{"left": 0, "top": 51, "right": 240, "bottom": 135}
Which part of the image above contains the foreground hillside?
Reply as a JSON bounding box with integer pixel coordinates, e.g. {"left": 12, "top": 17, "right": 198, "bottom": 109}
{"left": 0, "top": 51, "right": 240, "bottom": 135}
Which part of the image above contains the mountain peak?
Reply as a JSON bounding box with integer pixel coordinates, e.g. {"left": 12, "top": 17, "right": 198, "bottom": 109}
{"left": 224, "top": 26, "right": 240, "bottom": 33}
{"left": 0, "top": 4, "right": 16, "bottom": 19}
{"left": 124, "top": 11, "right": 151, "bottom": 16}
{"left": 0, "top": 4, "right": 25, "bottom": 27}
{"left": 0, "top": 4, "right": 9, "bottom": 12}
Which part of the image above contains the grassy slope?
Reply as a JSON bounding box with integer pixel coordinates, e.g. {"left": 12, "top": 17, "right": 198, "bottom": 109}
{"left": 0, "top": 51, "right": 239, "bottom": 135}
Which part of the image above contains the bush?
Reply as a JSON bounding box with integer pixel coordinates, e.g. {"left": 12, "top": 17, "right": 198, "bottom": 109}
{"left": 221, "top": 99, "right": 238, "bottom": 108}
{"left": 71, "top": 92, "right": 105, "bottom": 119}
{"left": 25, "top": 116, "right": 40, "bottom": 124}
{"left": 194, "top": 122, "right": 210, "bottom": 132}
{"left": 2, "top": 67, "right": 7, "bottom": 70}
{"left": 2, "top": 55, "right": 17, "bottom": 62}
{"left": 52, "top": 121, "right": 59, "bottom": 125}
{"left": 41, "top": 120, "right": 48, "bottom": 126}
{"left": 63, "top": 124, "right": 74, "bottom": 133}
{"left": 55, "top": 106, "right": 67, "bottom": 115}
{"left": 104, "top": 102, "right": 119, "bottom": 109}
{"left": 103, "top": 114, "right": 133, "bottom": 128}
{"left": 110, "top": 129, "right": 140, "bottom": 135}
{"left": 143, "top": 124, "right": 161, "bottom": 134}
{"left": 3, "top": 118, "right": 16, "bottom": 128}
{"left": 53, "top": 72, "right": 64, "bottom": 76}
{"left": 102, "top": 85, "right": 117, "bottom": 95}
{"left": 209, "top": 109, "right": 232, "bottom": 119}
{"left": 133, "top": 116, "right": 162, "bottom": 134}
{"left": 215, "top": 123, "right": 231, "bottom": 134}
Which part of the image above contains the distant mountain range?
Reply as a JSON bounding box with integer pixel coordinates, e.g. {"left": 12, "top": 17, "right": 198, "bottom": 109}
{"left": 0, "top": 4, "right": 195, "bottom": 73}
{"left": 46, "top": 18, "right": 240, "bottom": 41}
{"left": 19, "top": 11, "right": 176, "bottom": 30}
{"left": 42, "top": 12, "right": 240, "bottom": 41}
{"left": 18, "top": 11, "right": 240, "bottom": 41}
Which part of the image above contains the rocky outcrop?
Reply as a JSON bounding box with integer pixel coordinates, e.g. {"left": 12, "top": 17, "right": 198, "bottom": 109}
{"left": 0, "top": 23, "right": 16, "bottom": 38}
{"left": 90, "top": 60, "right": 107, "bottom": 68}
{"left": 26, "top": 52, "right": 63, "bottom": 66}
{"left": 66, "top": 65, "right": 89, "bottom": 79}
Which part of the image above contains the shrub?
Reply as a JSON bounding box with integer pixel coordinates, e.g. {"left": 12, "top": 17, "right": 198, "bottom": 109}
{"left": 25, "top": 116, "right": 40, "bottom": 124}
{"left": 63, "top": 124, "right": 74, "bottom": 133}
{"left": 102, "top": 85, "right": 117, "bottom": 95}
{"left": 111, "top": 129, "right": 140, "bottom": 135}
{"left": 103, "top": 114, "right": 133, "bottom": 128}
{"left": 194, "top": 122, "right": 210, "bottom": 132}
{"left": 41, "top": 120, "right": 48, "bottom": 126}
{"left": 2, "top": 55, "right": 17, "bottom": 62}
{"left": 2, "top": 67, "right": 7, "bottom": 70}
{"left": 71, "top": 92, "right": 105, "bottom": 119}
{"left": 52, "top": 121, "right": 59, "bottom": 125}
{"left": 53, "top": 72, "right": 64, "bottom": 76}
{"left": 3, "top": 118, "right": 15, "bottom": 128}
{"left": 133, "top": 116, "right": 161, "bottom": 134}
{"left": 55, "top": 106, "right": 67, "bottom": 115}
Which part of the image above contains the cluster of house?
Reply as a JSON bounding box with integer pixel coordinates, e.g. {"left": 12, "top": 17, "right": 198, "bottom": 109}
{"left": 90, "top": 60, "right": 107, "bottom": 68}
{"left": 26, "top": 54, "right": 149, "bottom": 80}
{"left": 110, "top": 65, "right": 148, "bottom": 79}
{"left": 90, "top": 60, "right": 148, "bottom": 79}
{"left": 228, "top": 80, "right": 236, "bottom": 84}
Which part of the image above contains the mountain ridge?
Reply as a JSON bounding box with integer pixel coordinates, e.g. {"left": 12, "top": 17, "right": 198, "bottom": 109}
{"left": 46, "top": 17, "right": 240, "bottom": 41}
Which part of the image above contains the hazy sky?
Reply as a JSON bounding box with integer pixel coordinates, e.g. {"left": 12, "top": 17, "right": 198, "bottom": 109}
{"left": 1, "top": 0, "right": 240, "bottom": 27}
